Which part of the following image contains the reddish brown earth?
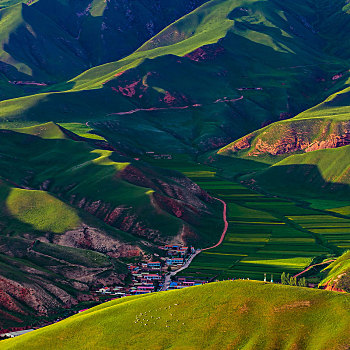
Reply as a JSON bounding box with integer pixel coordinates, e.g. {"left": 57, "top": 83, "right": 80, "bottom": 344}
{"left": 0, "top": 152, "right": 220, "bottom": 329}
{"left": 220, "top": 121, "right": 350, "bottom": 156}
{"left": 185, "top": 44, "right": 225, "bottom": 62}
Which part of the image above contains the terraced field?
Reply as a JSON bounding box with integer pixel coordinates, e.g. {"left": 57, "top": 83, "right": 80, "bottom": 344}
{"left": 146, "top": 156, "right": 347, "bottom": 281}
{"left": 287, "top": 215, "right": 350, "bottom": 251}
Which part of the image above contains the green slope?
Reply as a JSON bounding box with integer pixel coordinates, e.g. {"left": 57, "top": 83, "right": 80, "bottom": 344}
{"left": 0, "top": 124, "right": 223, "bottom": 328}
{"left": 0, "top": 124, "right": 222, "bottom": 245}
{"left": 236, "top": 145, "right": 350, "bottom": 203}
{"left": 0, "top": 0, "right": 349, "bottom": 154}
{"left": 2, "top": 281, "right": 350, "bottom": 350}
{"left": 0, "top": 0, "right": 207, "bottom": 84}
{"left": 218, "top": 75, "right": 350, "bottom": 159}
{"left": 319, "top": 250, "right": 350, "bottom": 292}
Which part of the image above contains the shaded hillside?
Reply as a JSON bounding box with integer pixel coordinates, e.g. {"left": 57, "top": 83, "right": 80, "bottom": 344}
{"left": 239, "top": 145, "right": 350, "bottom": 199}
{"left": 1, "top": 0, "right": 350, "bottom": 154}
{"left": 218, "top": 80, "right": 350, "bottom": 158}
{"left": 0, "top": 123, "right": 221, "bottom": 244}
{"left": 1, "top": 281, "right": 350, "bottom": 350}
{"left": 0, "top": 123, "right": 222, "bottom": 328}
{"left": 0, "top": 0, "right": 207, "bottom": 84}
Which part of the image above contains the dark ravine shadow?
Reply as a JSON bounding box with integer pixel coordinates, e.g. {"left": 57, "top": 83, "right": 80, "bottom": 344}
{"left": 2, "top": 0, "right": 209, "bottom": 82}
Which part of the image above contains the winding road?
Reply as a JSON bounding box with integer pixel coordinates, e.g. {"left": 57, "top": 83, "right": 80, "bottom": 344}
{"left": 161, "top": 197, "right": 228, "bottom": 291}
{"left": 293, "top": 259, "right": 336, "bottom": 279}
{"left": 202, "top": 197, "right": 228, "bottom": 251}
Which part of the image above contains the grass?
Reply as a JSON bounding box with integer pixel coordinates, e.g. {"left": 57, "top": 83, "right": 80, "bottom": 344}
{"left": 5, "top": 188, "right": 80, "bottom": 234}
{"left": 0, "top": 0, "right": 348, "bottom": 156}
{"left": 0, "top": 128, "right": 192, "bottom": 240}
{"left": 13, "top": 122, "right": 68, "bottom": 139}
{"left": 2, "top": 281, "right": 350, "bottom": 350}
{"left": 146, "top": 156, "right": 334, "bottom": 281}
{"left": 0, "top": 0, "right": 208, "bottom": 85}
{"left": 319, "top": 250, "right": 350, "bottom": 292}
{"left": 217, "top": 145, "right": 350, "bottom": 211}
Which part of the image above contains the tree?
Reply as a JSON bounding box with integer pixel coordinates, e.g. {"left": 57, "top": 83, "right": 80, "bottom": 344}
{"left": 289, "top": 276, "right": 297, "bottom": 286}
{"left": 298, "top": 277, "right": 307, "bottom": 287}
{"left": 281, "top": 272, "right": 288, "bottom": 285}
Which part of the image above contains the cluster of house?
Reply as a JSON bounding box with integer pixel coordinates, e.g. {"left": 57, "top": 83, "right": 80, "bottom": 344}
{"left": 162, "top": 245, "right": 195, "bottom": 256}
{"left": 168, "top": 277, "right": 206, "bottom": 290}
{"left": 95, "top": 260, "right": 164, "bottom": 297}
{"left": 94, "top": 245, "right": 197, "bottom": 299}
{"left": 163, "top": 245, "right": 195, "bottom": 266}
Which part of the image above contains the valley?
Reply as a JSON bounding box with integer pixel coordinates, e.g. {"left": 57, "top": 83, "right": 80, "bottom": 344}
{"left": 145, "top": 156, "right": 347, "bottom": 281}
{"left": 0, "top": 0, "right": 350, "bottom": 347}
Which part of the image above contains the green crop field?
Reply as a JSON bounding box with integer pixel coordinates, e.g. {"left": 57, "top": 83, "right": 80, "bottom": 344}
{"left": 0, "top": 0, "right": 350, "bottom": 336}
{"left": 288, "top": 215, "right": 350, "bottom": 250}
{"left": 145, "top": 156, "right": 346, "bottom": 281}
{"left": 2, "top": 281, "right": 350, "bottom": 350}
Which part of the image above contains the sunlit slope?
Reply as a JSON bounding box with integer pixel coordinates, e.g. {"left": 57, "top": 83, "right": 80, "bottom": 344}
{"left": 319, "top": 250, "right": 350, "bottom": 292}
{"left": 2, "top": 281, "right": 350, "bottom": 350}
{"left": 0, "top": 0, "right": 207, "bottom": 83}
{"left": 0, "top": 0, "right": 349, "bottom": 153}
{"left": 239, "top": 145, "right": 350, "bottom": 199}
{"left": 218, "top": 78, "right": 350, "bottom": 158}
{"left": 0, "top": 125, "right": 221, "bottom": 245}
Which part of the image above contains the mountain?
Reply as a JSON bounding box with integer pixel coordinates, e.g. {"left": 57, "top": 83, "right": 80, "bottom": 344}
{"left": 1, "top": 0, "right": 350, "bottom": 154}
{"left": 0, "top": 0, "right": 207, "bottom": 82}
{"left": 0, "top": 123, "right": 222, "bottom": 329}
{"left": 218, "top": 83, "right": 350, "bottom": 158}
{"left": 1, "top": 281, "right": 350, "bottom": 350}
{"left": 0, "top": 0, "right": 350, "bottom": 335}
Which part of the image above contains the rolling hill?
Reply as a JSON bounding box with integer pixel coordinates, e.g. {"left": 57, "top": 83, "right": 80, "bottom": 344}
{"left": 1, "top": 281, "right": 350, "bottom": 350}
{"left": 0, "top": 0, "right": 207, "bottom": 83}
{"left": 1, "top": 0, "right": 350, "bottom": 154}
{"left": 0, "top": 123, "right": 222, "bottom": 329}
{"left": 217, "top": 70, "right": 350, "bottom": 159}
{"left": 0, "top": 0, "right": 350, "bottom": 338}
{"left": 238, "top": 145, "right": 350, "bottom": 200}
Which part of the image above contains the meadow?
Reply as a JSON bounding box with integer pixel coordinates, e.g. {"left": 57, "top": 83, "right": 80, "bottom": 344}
{"left": 2, "top": 280, "right": 350, "bottom": 350}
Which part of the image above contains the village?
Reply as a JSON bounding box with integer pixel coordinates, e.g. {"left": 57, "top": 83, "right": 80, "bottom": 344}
{"left": 0, "top": 243, "right": 318, "bottom": 339}
{"left": 93, "top": 245, "right": 206, "bottom": 299}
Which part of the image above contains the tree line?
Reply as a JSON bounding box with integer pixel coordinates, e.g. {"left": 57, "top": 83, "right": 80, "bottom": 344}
{"left": 280, "top": 272, "right": 307, "bottom": 287}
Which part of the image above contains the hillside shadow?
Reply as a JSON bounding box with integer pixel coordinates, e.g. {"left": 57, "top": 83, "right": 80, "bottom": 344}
{"left": 251, "top": 163, "right": 350, "bottom": 199}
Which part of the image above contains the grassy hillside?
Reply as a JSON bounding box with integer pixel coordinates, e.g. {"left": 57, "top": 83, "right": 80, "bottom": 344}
{"left": 1, "top": 0, "right": 350, "bottom": 339}
{"left": 239, "top": 145, "right": 350, "bottom": 199}
{"left": 2, "top": 281, "right": 350, "bottom": 350}
{"left": 0, "top": 124, "right": 223, "bottom": 328}
{"left": 319, "top": 250, "right": 350, "bottom": 292}
{"left": 0, "top": 0, "right": 349, "bottom": 154}
{"left": 0, "top": 0, "right": 207, "bottom": 84}
{"left": 218, "top": 73, "right": 350, "bottom": 159}
{"left": 0, "top": 124, "right": 222, "bottom": 244}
